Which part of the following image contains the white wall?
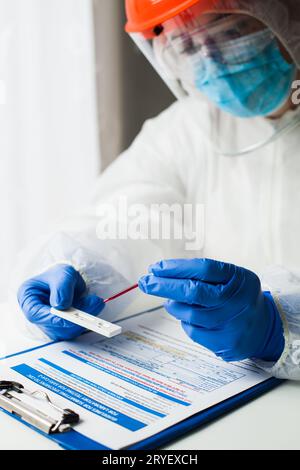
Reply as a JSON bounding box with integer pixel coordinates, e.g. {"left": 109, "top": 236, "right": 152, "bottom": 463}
{"left": 0, "top": 0, "right": 100, "bottom": 299}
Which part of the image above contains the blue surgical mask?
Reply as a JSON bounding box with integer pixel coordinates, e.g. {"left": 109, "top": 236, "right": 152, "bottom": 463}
{"left": 194, "top": 30, "right": 297, "bottom": 118}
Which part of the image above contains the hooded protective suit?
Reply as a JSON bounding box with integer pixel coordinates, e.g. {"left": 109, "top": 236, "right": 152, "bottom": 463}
{"left": 12, "top": 0, "right": 300, "bottom": 380}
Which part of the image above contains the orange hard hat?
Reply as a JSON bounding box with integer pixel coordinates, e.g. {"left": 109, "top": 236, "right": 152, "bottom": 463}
{"left": 125, "top": 0, "right": 215, "bottom": 34}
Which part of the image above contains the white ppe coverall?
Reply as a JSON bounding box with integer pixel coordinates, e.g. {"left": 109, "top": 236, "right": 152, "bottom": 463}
{"left": 11, "top": 95, "right": 300, "bottom": 381}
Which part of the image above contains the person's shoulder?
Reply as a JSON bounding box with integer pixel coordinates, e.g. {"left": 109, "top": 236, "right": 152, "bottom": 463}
{"left": 159, "top": 96, "right": 210, "bottom": 121}
{"left": 143, "top": 96, "right": 212, "bottom": 135}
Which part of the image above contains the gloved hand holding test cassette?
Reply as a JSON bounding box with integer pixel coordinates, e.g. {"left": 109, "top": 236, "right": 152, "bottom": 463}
{"left": 17, "top": 264, "right": 139, "bottom": 341}
{"left": 50, "top": 284, "right": 139, "bottom": 339}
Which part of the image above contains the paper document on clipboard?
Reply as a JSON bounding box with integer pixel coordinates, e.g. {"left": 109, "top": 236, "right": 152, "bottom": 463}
{"left": 0, "top": 307, "right": 272, "bottom": 450}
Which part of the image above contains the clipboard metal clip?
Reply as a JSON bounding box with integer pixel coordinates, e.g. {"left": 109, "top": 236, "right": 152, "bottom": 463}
{"left": 0, "top": 380, "right": 80, "bottom": 434}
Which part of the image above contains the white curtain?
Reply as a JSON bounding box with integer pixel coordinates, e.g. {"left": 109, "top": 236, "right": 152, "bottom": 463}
{"left": 0, "top": 0, "right": 100, "bottom": 299}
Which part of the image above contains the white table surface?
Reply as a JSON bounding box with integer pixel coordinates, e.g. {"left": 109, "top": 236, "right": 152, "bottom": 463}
{"left": 0, "top": 299, "right": 300, "bottom": 450}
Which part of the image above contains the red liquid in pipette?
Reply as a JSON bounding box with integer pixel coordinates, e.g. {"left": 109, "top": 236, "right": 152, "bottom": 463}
{"left": 103, "top": 284, "right": 139, "bottom": 304}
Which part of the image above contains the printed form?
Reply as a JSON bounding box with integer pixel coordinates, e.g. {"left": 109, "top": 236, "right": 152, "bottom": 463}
{"left": 1, "top": 308, "right": 271, "bottom": 449}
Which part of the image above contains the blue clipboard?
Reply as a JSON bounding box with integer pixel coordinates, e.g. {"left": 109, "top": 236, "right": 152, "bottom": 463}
{"left": 0, "top": 376, "right": 282, "bottom": 450}
{"left": 2, "top": 376, "right": 281, "bottom": 450}
{"left": 0, "top": 322, "right": 283, "bottom": 451}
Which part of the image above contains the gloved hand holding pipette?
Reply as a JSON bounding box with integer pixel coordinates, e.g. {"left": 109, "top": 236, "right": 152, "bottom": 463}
{"left": 139, "top": 258, "right": 285, "bottom": 363}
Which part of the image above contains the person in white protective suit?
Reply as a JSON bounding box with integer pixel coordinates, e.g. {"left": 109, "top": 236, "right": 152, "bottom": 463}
{"left": 16, "top": 0, "right": 300, "bottom": 380}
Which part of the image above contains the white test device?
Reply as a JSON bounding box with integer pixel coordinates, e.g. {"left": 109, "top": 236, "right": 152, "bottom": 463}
{"left": 50, "top": 308, "right": 122, "bottom": 338}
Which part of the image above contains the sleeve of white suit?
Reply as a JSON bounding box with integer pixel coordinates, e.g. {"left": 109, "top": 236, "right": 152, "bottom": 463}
{"left": 9, "top": 99, "right": 204, "bottom": 337}
{"left": 253, "top": 266, "right": 300, "bottom": 380}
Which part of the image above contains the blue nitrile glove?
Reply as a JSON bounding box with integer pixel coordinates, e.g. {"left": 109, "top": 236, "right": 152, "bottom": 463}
{"left": 139, "top": 259, "right": 285, "bottom": 362}
{"left": 18, "top": 264, "right": 105, "bottom": 341}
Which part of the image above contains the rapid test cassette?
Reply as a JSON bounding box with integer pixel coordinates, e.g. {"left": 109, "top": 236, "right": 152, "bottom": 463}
{"left": 50, "top": 308, "right": 122, "bottom": 338}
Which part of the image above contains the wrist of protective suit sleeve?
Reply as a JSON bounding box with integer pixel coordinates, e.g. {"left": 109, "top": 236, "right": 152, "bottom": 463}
{"left": 255, "top": 290, "right": 300, "bottom": 380}
{"left": 255, "top": 292, "right": 285, "bottom": 362}
{"left": 251, "top": 266, "right": 300, "bottom": 380}
{"left": 42, "top": 260, "right": 90, "bottom": 288}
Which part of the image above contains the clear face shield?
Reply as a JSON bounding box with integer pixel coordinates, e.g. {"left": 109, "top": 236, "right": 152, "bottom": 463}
{"left": 129, "top": 5, "right": 299, "bottom": 156}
